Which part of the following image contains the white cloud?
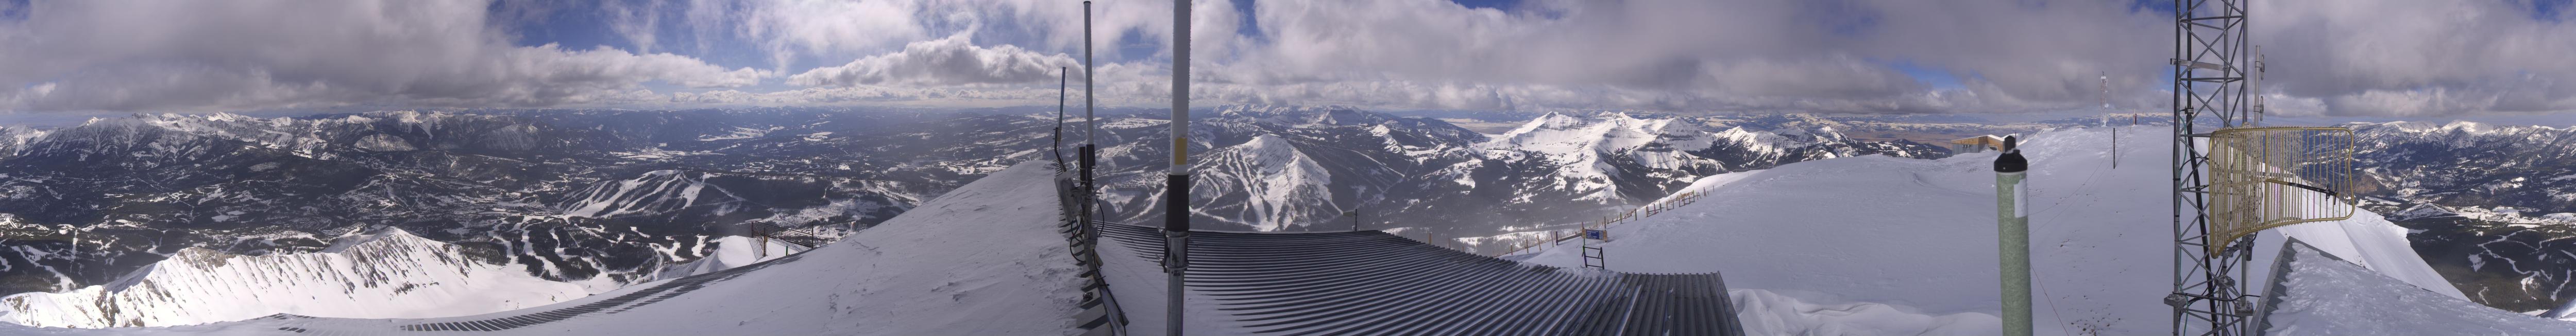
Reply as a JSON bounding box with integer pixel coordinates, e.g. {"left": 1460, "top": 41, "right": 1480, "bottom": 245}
{"left": 13, "top": 0, "right": 2576, "bottom": 117}
{"left": 0, "top": 0, "right": 771, "bottom": 112}
{"left": 603, "top": 0, "right": 667, "bottom": 53}
{"left": 637, "top": 0, "right": 2576, "bottom": 117}
{"left": 740, "top": 0, "right": 930, "bottom": 71}
{"left": 645, "top": 0, "right": 2109, "bottom": 114}
{"left": 787, "top": 35, "right": 1078, "bottom": 87}
{"left": 2255, "top": 0, "right": 2576, "bottom": 116}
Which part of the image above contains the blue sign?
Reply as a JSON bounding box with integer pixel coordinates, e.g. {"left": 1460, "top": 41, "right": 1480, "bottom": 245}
{"left": 1583, "top": 229, "right": 1606, "bottom": 240}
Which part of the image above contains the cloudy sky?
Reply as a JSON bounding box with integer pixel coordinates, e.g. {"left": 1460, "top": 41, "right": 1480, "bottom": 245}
{"left": 2, "top": 0, "right": 2574, "bottom": 118}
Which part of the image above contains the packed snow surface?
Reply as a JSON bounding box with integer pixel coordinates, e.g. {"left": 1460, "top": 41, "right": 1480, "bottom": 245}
{"left": 0, "top": 228, "right": 590, "bottom": 328}
{"left": 1522, "top": 126, "right": 2464, "bottom": 335}
{"left": 0, "top": 161, "right": 1083, "bottom": 335}
{"left": 2261, "top": 242, "right": 2576, "bottom": 334}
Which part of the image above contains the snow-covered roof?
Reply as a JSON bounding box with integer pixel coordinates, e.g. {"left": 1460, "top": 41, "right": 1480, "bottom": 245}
{"left": 1095, "top": 223, "right": 1744, "bottom": 335}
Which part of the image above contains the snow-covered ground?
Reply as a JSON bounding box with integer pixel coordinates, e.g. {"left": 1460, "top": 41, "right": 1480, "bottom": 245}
{"left": 1520, "top": 126, "right": 2473, "bottom": 335}
{"left": 2261, "top": 241, "right": 2576, "bottom": 334}
{"left": 0, "top": 161, "right": 1084, "bottom": 335}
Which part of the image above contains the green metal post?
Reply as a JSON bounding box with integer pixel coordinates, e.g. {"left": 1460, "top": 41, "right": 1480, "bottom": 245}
{"left": 1995, "top": 136, "right": 2032, "bottom": 336}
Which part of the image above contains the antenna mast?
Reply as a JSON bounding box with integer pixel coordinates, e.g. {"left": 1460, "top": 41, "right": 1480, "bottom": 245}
{"left": 1057, "top": 67, "right": 1066, "bottom": 166}
{"left": 2103, "top": 72, "right": 2113, "bottom": 110}
{"left": 2168, "top": 0, "right": 2259, "bottom": 334}
{"left": 1083, "top": 1, "right": 1096, "bottom": 149}
{"left": 1162, "top": 0, "right": 1194, "bottom": 335}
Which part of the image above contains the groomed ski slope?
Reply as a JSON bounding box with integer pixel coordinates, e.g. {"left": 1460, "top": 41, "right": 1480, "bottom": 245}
{"left": 0, "top": 161, "right": 1085, "bottom": 335}
{"left": 1524, "top": 126, "right": 2472, "bottom": 335}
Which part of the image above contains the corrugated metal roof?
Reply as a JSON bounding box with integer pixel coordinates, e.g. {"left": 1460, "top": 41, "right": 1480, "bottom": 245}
{"left": 1099, "top": 223, "right": 1744, "bottom": 335}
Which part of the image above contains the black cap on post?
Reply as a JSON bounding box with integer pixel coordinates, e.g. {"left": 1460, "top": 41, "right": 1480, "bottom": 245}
{"left": 1994, "top": 135, "right": 2027, "bottom": 173}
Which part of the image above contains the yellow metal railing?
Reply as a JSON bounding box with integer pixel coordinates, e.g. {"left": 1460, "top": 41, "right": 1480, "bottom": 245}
{"left": 2206, "top": 127, "right": 2357, "bottom": 255}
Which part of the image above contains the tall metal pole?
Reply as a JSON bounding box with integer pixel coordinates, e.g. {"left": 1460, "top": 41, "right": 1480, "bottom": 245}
{"left": 1163, "top": 1, "right": 1193, "bottom": 335}
{"left": 1084, "top": 1, "right": 1096, "bottom": 149}
{"left": 1079, "top": 1, "right": 1099, "bottom": 251}
{"left": 1995, "top": 136, "right": 2032, "bottom": 336}
{"left": 2170, "top": 0, "right": 2256, "bottom": 334}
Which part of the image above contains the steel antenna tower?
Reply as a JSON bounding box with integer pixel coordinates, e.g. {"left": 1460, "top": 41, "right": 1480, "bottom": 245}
{"left": 2103, "top": 72, "right": 2113, "bottom": 110}
{"left": 2167, "top": 0, "right": 2260, "bottom": 334}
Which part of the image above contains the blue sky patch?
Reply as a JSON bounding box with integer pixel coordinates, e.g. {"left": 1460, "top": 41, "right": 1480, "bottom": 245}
{"left": 1450, "top": 0, "right": 1520, "bottom": 11}
{"left": 1889, "top": 61, "right": 1965, "bottom": 90}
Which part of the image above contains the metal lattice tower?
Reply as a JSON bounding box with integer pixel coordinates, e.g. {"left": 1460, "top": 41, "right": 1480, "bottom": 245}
{"left": 2167, "top": 0, "right": 2260, "bottom": 334}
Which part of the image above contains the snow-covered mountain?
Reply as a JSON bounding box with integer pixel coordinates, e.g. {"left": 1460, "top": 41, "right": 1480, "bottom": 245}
{"left": 0, "top": 161, "right": 1087, "bottom": 335}
{"left": 0, "top": 109, "right": 1032, "bottom": 297}
{"left": 1188, "top": 135, "right": 1344, "bottom": 231}
{"left": 0, "top": 105, "right": 1946, "bottom": 312}
{"left": 0, "top": 227, "right": 591, "bottom": 328}
{"left": 1463, "top": 112, "right": 1730, "bottom": 203}
{"left": 1092, "top": 106, "right": 1948, "bottom": 239}
{"left": 2328, "top": 121, "right": 2576, "bottom": 313}
{"left": 2347, "top": 121, "right": 2576, "bottom": 213}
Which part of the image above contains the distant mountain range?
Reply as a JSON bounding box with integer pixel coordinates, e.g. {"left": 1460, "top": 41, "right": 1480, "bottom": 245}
{"left": 23, "top": 105, "right": 2571, "bottom": 319}
{"left": 2336, "top": 121, "right": 2576, "bottom": 313}
{"left": 0, "top": 108, "right": 1035, "bottom": 296}
{"left": 1087, "top": 105, "right": 1953, "bottom": 239}
{"left": 0, "top": 105, "right": 1966, "bottom": 298}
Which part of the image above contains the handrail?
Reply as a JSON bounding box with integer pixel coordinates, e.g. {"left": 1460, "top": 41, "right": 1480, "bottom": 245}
{"left": 744, "top": 222, "right": 826, "bottom": 250}
{"left": 1493, "top": 187, "right": 1714, "bottom": 258}
{"left": 1054, "top": 151, "right": 1128, "bottom": 335}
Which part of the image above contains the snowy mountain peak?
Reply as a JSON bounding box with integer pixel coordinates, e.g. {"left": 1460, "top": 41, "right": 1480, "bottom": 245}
{"left": 2442, "top": 120, "right": 2489, "bottom": 133}
{"left": 1192, "top": 134, "right": 1340, "bottom": 231}
{"left": 1478, "top": 112, "right": 1737, "bottom": 162}
{"left": 1238, "top": 134, "right": 1296, "bottom": 153}
{"left": 320, "top": 227, "right": 429, "bottom": 253}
